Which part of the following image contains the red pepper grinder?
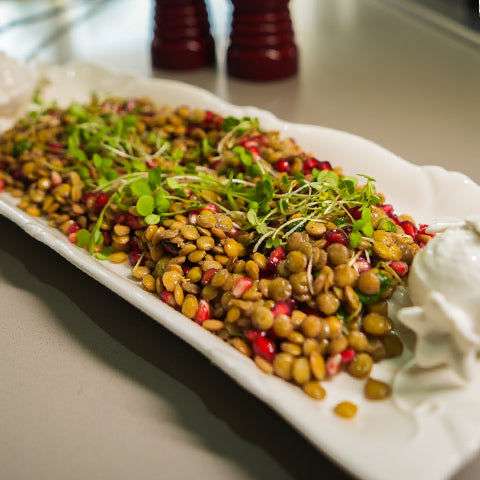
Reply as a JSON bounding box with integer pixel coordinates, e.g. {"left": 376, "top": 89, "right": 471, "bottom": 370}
{"left": 227, "top": 0, "right": 298, "bottom": 81}
{"left": 151, "top": 0, "right": 215, "bottom": 70}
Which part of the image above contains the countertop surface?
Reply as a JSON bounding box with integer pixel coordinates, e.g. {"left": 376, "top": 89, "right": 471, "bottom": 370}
{"left": 1, "top": 1, "right": 480, "bottom": 479}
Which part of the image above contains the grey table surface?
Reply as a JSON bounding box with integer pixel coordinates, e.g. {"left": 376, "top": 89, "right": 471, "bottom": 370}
{"left": 0, "top": 1, "right": 479, "bottom": 479}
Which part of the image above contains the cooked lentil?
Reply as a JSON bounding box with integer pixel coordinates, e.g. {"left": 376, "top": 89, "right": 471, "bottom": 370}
{"left": 0, "top": 94, "right": 433, "bottom": 412}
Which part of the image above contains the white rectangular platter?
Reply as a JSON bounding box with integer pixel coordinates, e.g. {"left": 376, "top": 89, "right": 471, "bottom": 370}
{"left": 1, "top": 61, "right": 480, "bottom": 480}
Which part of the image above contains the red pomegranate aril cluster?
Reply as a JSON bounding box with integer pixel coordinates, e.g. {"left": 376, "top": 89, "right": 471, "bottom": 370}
{"left": 274, "top": 158, "right": 290, "bottom": 172}
{"left": 253, "top": 335, "right": 276, "bottom": 362}
{"left": 232, "top": 276, "right": 254, "bottom": 298}
{"left": 390, "top": 261, "right": 408, "bottom": 276}
{"left": 325, "top": 229, "right": 349, "bottom": 246}
{"left": 195, "top": 299, "right": 211, "bottom": 324}
{"left": 340, "top": 348, "right": 355, "bottom": 364}
{"left": 303, "top": 157, "right": 332, "bottom": 175}
{"left": 271, "top": 299, "right": 294, "bottom": 317}
{"left": 160, "top": 290, "right": 176, "bottom": 308}
{"left": 399, "top": 220, "right": 417, "bottom": 239}
{"left": 201, "top": 268, "right": 219, "bottom": 286}
{"left": 266, "top": 246, "right": 286, "bottom": 271}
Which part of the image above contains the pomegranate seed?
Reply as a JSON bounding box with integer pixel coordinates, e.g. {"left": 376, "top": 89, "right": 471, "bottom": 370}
{"left": 51, "top": 171, "right": 62, "bottom": 187}
{"left": 418, "top": 224, "right": 428, "bottom": 235}
{"left": 0, "top": 179, "right": 4, "bottom": 191}
{"left": 113, "top": 212, "right": 127, "bottom": 225}
{"left": 182, "top": 262, "right": 194, "bottom": 274}
{"left": 203, "top": 110, "right": 215, "bottom": 128}
{"left": 232, "top": 276, "right": 254, "bottom": 298}
{"left": 125, "top": 213, "right": 144, "bottom": 230}
{"left": 48, "top": 142, "right": 63, "bottom": 150}
{"left": 381, "top": 204, "right": 393, "bottom": 215}
{"left": 161, "top": 240, "right": 180, "bottom": 256}
{"left": 84, "top": 192, "right": 96, "bottom": 211}
{"left": 341, "top": 349, "right": 355, "bottom": 364}
{"left": 93, "top": 192, "right": 109, "bottom": 213}
{"left": 12, "top": 168, "right": 24, "bottom": 181}
{"left": 354, "top": 258, "right": 371, "bottom": 273}
{"left": 204, "top": 202, "right": 219, "bottom": 213}
{"left": 318, "top": 160, "right": 332, "bottom": 171}
{"left": 271, "top": 300, "right": 293, "bottom": 317}
{"left": 400, "top": 220, "right": 418, "bottom": 239}
{"left": 252, "top": 134, "right": 269, "bottom": 146}
{"left": 303, "top": 156, "right": 320, "bottom": 174}
{"left": 240, "top": 138, "right": 259, "bottom": 150}
{"left": 211, "top": 160, "right": 221, "bottom": 170}
{"left": 188, "top": 211, "right": 198, "bottom": 224}
{"left": 215, "top": 118, "right": 224, "bottom": 130}
{"left": 68, "top": 223, "right": 81, "bottom": 234}
{"left": 266, "top": 246, "right": 285, "bottom": 271}
{"left": 325, "top": 229, "right": 348, "bottom": 246}
{"left": 195, "top": 299, "right": 211, "bottom": 324}
{"left": 259, "top": 270, "right": 274, "bottom": 280}
{"left": 245, "top": 329, "right": 266, "bottom": 342}
{"left": 68, "top": 232, "right": 77, "bottom": 244}
{"left": 129, "top": 251, "right": 145, "bottom": 267}
{"left": 274, "top": 158, "right": 290, "bottom": 172}
{"left": 348, "top": 206, "right": 362, "bottom": 220}
{"left": 226, "top": 225, "right": 241, "bottom": 239}
{"left": 146, "top": 159, "right": 158, "bottom": 168}
{"left": 302, "top": 306, "right": 322, "bottom": 316}
{"left": 160, "top": 291, "right": 176, "bottom": 308}
{"left": 125, "top": 100, "right": 137, "bottom": 112}
{"left": 201, "top": 268, "right": 219, "bottom": 286}
{"left": 390, "top": 261, "right": 408, "bottom": 276}
{"left": 326, "top": 353, "right": 342, "bottom": 376}
{"left": 102, "top": 230, "right": 111, "bottom": 246}
{"left": 248, "top": 146, "right": 260, "bottom": 158}
{"left": 130, "top": 236, "right": 139, "bottom": 251}
{"left": 253, "top": 336, "right": 276, "bottom": 362}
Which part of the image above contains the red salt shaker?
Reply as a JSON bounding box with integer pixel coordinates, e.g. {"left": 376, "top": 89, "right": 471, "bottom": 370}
{"left": 227, "top": 0, "right": 298, "bottom": 81}
{"left": 151, "top": 0, "right": 215, "bottom": 70}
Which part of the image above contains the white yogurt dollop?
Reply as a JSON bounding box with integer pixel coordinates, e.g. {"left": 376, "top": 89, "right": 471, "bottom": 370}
{"left": 397, "top": 216, "right": 480, "bottom": 380}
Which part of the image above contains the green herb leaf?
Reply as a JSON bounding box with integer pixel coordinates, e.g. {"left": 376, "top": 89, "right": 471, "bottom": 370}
{"left": 145, "top": 214, "right": 161, "bottom": 225}
{"left": 221, "top": 116, "right": 240, "bottom": 132}
{"left": 75, "top": 229, "right": 91, "bottom": 248}
{"left": 172, "top": 149, "right": 184, "bottom": 161}
{"left": 13, "top": 139, "right": 32, "bottom": 155}
{"left": 378, "top": 218, "right": 397, "bottom": 233}
{"left": 93, "top": 153, "right": 103, "bottom": 169}
{"left": 130, "top": 179, "right": 152, "bottom": 196}
{"left": 247, "top": 209, "right": 258, "bottom": 225}
{"left": 202, "top": 138, "right": 212, "bottom": 155}
{"left": 94, "top": 246, "right": 113, "bottom": 261}
{"left": 148, "top": 167, "right": 162, "bottom": 190}
{"left": 166, "top": 177, "right": 180, "bottom": 190}
{"left": 154, "top": 193, "right": 170, "bottom": 213}
{"left": 136, "top": 195, "right": 155, "bottom": 216}
{"left": 349, "top": 231, "right": 362, "bottom": 248}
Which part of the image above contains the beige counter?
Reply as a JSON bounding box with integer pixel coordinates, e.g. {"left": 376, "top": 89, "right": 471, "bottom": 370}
{"left": 1, "top": 1, "right": 479, "bottom": 479}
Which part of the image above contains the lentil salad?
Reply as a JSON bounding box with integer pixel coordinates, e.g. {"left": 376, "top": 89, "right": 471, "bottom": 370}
{"left": 0, "top": 95, "right": 434, "bottom": 416}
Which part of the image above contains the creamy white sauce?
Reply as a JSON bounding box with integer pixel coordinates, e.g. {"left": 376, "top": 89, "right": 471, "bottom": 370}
{"left": 397, "top": 216, "right": 480, "bottom": 380}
